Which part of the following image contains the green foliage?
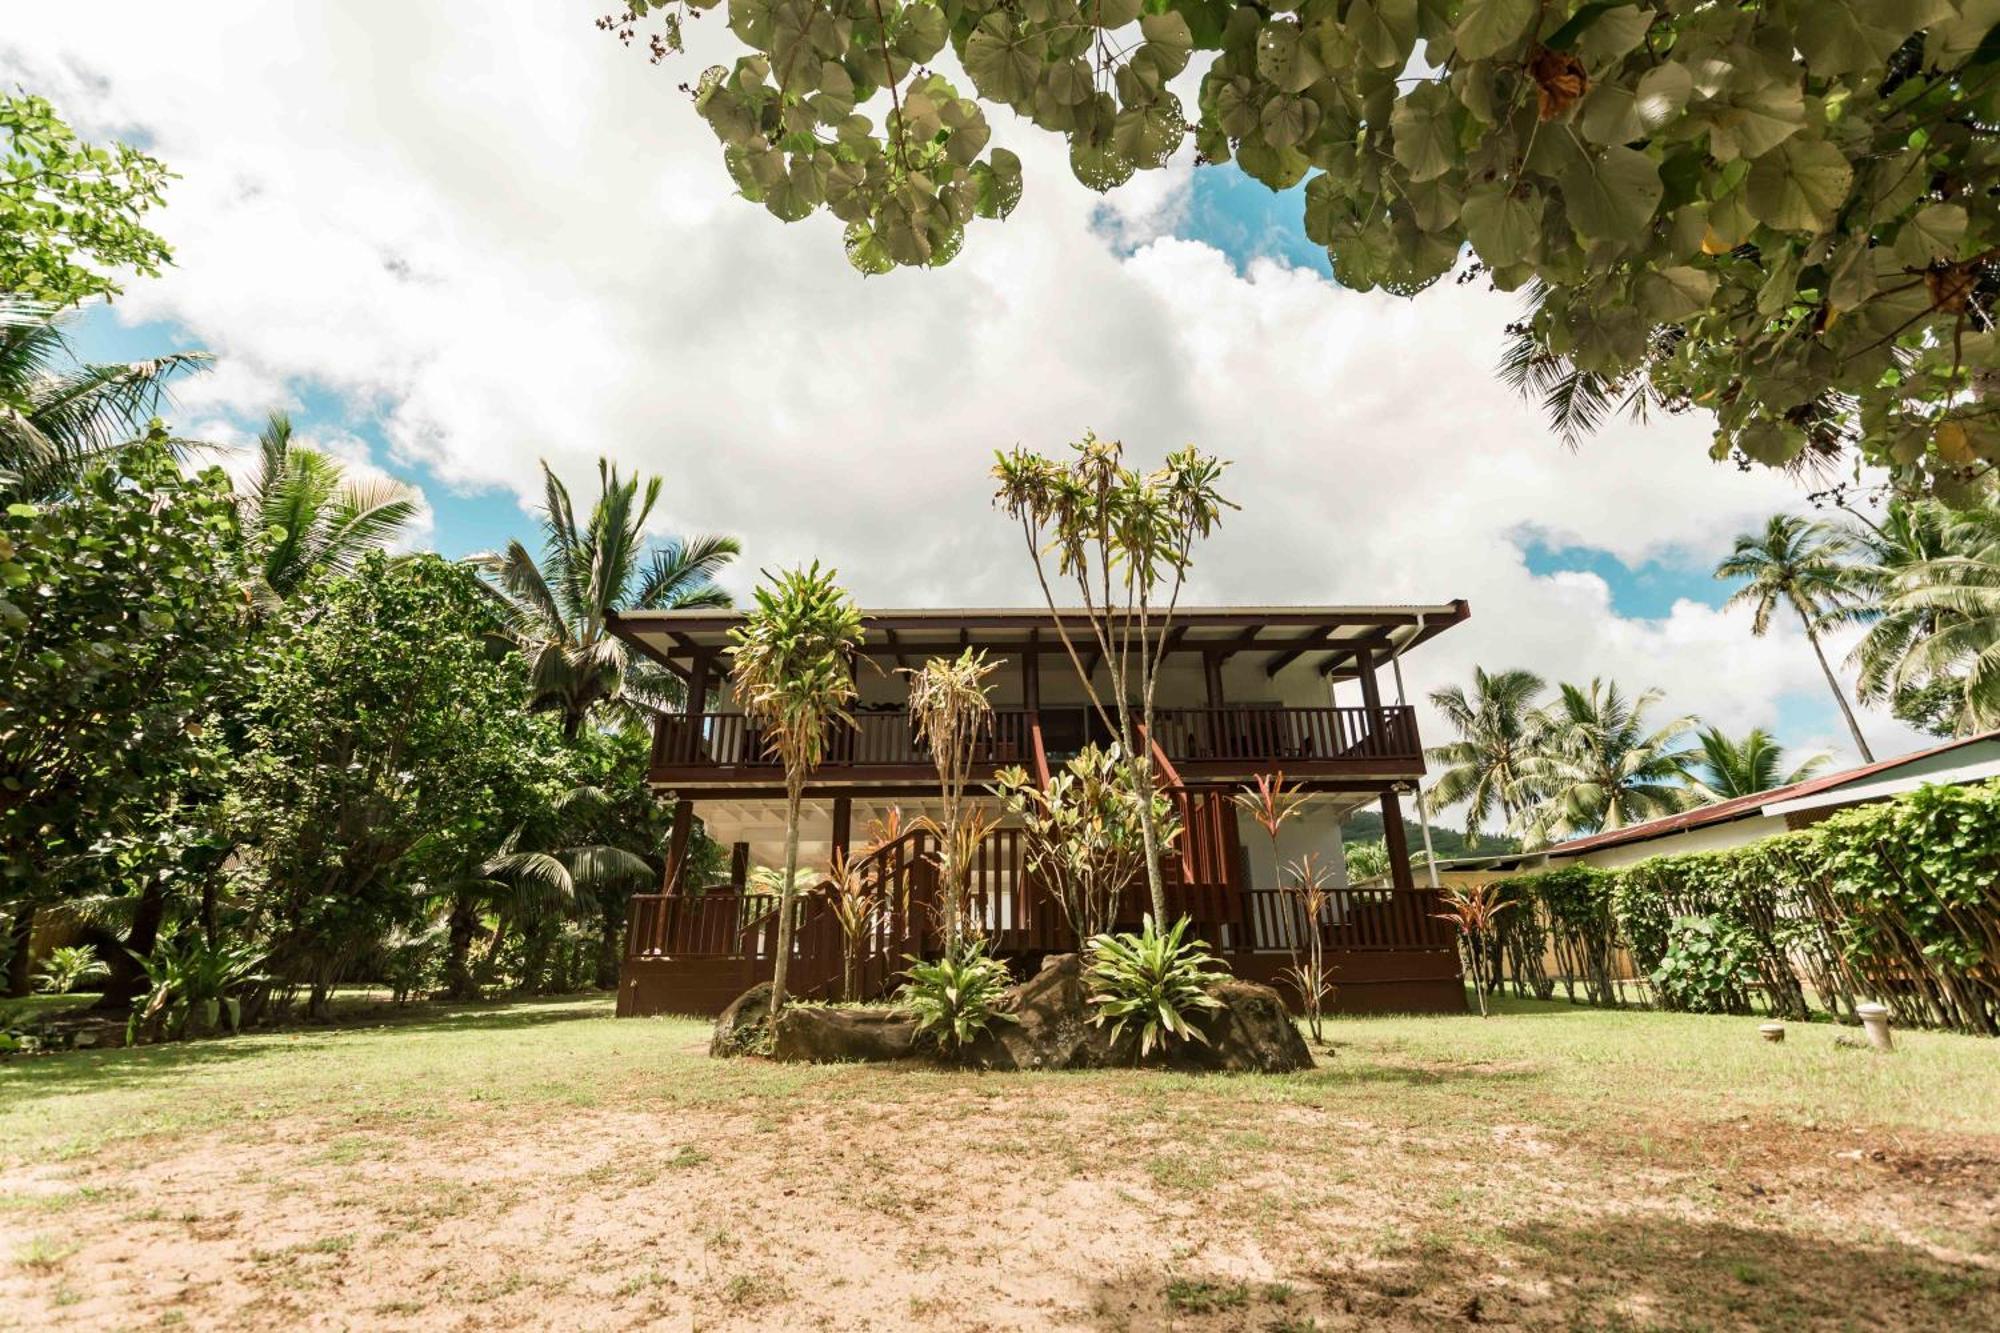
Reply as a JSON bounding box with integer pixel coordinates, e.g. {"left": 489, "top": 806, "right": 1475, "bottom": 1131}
{"left": 231, "top": 553, "right": 575, "bottom": 1014}
{"left": 1648, "top": 914, "right": 1759, "bottom": 1015}
{"left": 619, "top": 2, "right": 2000, "bottom": 500}
{"left": 0, "top": 437, "right": 252, "bottom": 901}
{"left": 1342, "top": 838, "right": 1390, "bottom": 884}
{"left": 1496, "top": 779, "right": 2000, "bottom": 1032}
{"left": 126, "top": 936, "right": 266, "bottom": 1044}
{"left": 240, "top": 413, "right": 421, "bottom": 601}
{"left": 0, "top": 94, "right": 174, "bottom": 306}
{"left": 1688, "top": 725, "right": 1828, "bottom": 801}
{"left": 1425, "top": 666, "right": 1547, "bottom": 847}
{"left": 1085, "top": 913, "right": 1228, "bottom": 1057}
{"left": 0, "top": 298, "right": 208, "bottom": 501}
{"left": 1515, "top": 679, "right": 1697, "bottom": 843}
{"left": 897, "top": 938, "right": 1015, "bottom": 1052}
{"left": 996, "top": 742, "right": 1166, "bottom": 946}
{"left": 33, "top": 944, "right": 107, "bottom": 995}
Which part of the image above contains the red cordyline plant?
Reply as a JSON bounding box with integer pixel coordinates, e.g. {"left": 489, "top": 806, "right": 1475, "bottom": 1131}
{"left": 1280, "top": 851, "right": 1337, "bottom": 1043}
{"left": 1433, "top": 884, "right": 1516, "bottom": 1018}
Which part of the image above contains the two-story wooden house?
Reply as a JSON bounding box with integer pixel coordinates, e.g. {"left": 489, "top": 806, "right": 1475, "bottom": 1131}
{"left": 607, "top": 602, "right": 1471, "bottom": 1017}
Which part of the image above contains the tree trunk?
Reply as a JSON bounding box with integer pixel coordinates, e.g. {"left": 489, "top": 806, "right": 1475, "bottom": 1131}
{"left": 3, "top": 906, "right": 33, "bottom": 998}
{"left": 1131, "top": 753, "right": 1169, "bottom": 923}
{"left": 1802, "top": 611, "right": 1875, "bottom": 762}
{"left": 93, "top": 877, "right": 169, "bottom": 1011}
{"left": 767, "top": 783, "right": 804, "bottom": 1021}
{"left": 443, "top": 893, "right": 481, "bottom": 1001}
{"left": 595, "top": 901, "right": 621, "bottom": 991}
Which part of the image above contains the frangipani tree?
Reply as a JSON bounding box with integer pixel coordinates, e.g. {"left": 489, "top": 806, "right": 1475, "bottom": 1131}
{"left": 729, "top": 562, "right": 865, "bottom": 1016}
{"left": 607, "top": 2, "right": 2000, "bottom": 502}
{"left": 994, "top": 432, "right": 1233, "bottom": 920}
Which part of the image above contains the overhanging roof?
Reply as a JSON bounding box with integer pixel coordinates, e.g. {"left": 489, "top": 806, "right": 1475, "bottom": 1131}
{"left": 608, "top": 601, "right": 1471, "bottom": 682}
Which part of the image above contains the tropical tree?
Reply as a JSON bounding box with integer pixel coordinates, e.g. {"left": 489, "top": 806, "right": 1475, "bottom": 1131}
{"left": 237, "top": 412, "right": 421, "bottom": 600}
{"left": 904, "top": 648, "right": 999, "bottom": 950}
{"left": 1687, "top": 727, "right": 1828, "bottom": 803}
{"left": 1425, "top": 667, "right": 1549, "bottom": 847}
{"left": 0, "top": 93, "right": 173, "bottom": 307}
{"left": 0, "top": 297, "right": 206, "bottom": 499}
{"left": 1717, "top": 515, "right": 1875, "bottom": 763}
{"left": 729, "top": 562, "right": 864, "bottom": 1016}
{"left": 1516, "top": 679, "right": 1697, "bottom": 844}
{"left": 1876, "top": 523, "right": 2000, "bottom": 735}
{"left": 993, "top": 432, "right": 1232, "bottom": 920}
{"left": 476, "top": 459, "right": 739, "bottom": 739}
{"left": 610, "top": 3, "right": 2000, "bottom": 501}
{"left": 1847, "top": 498, "right": 2000, "bottom": 735}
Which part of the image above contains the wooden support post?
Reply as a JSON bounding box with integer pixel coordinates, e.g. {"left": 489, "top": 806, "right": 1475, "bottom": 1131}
{"left": 665, "top": 798, "right": 694, "bottom": 892}
{"left": 1203, "top": 650, "right": 1224, "bottom": 708}
{"left": 830, "top": 796, "right": 852, "bottom": 865}
{"left": 1379, "top": 789, "right": 1415, "bottom": 893}
{"left": 729, "top": 842, "right": 750, "bottom": 888}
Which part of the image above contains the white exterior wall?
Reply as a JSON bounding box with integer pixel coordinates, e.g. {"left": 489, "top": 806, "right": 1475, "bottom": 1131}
{"left": 1564, "top": 814, "right": 1789, "bottom": 870}
{"left": 1235, "top": 803, "right": 1352, "bottom": 894}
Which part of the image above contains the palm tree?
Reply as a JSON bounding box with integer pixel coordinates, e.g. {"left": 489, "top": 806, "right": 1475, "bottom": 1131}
{"left": 1716, "top": 514, "right": 1874, "bottom": 761}
{"left": 239, "top": 412, "right": 421, "bottom": 599}
{"left": 1425, "top": 667, "right": 1548, "bottom": 847}
{"left": 1687, "top": 726, "right": 1828, "bottom": 802}
{"left": 0, "top": 296, "right": 206, "bottom": 498}
{"left": 1516, "top": 679, "right": 1697, "bottom": 844}
{"left": 476, "top": 459, "right": 740, "bottom": 739}
{"left": 729, "top": 562, "right": 864, "bottom": 1018}
{"left": 1846, "top": 499, "right": 2000, "bottom": 736}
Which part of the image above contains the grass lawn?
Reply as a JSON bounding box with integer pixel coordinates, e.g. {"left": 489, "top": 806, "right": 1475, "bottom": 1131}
{"left": 1, "top": 993, "right": 1995, "bottom": 1330}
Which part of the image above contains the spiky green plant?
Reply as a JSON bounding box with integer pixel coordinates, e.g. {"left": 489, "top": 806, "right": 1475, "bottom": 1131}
{"left": 126, "top": 937, "right": 267, "bottom": 1044}
{"left": 1085, "top": 914, "right": 1228, "bottom": 1059}
{"left": 896, "top": 939, "right": 1015, "bottom": 1054}
{"left": 32, "top": 944, "right": 107, "bottom": 995}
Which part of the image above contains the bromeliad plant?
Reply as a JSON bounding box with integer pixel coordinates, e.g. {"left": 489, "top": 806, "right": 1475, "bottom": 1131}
{"left": 126, "top": 937, "right": 266, "bottom": 1044}
{"left": 1085, "top": 914, "right": 1228, "bottom": 1060}
{"left": 897, "top": 939, "right": 1016, "bottom": 1055}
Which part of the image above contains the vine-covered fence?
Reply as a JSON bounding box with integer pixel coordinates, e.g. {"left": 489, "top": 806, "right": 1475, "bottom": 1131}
{"left": 1483, "top": 780, "right": 2000, "bottom": 1036}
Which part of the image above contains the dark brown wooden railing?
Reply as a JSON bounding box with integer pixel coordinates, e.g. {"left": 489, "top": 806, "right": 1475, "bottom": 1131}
{"left": 653, "top": 704, "right": 1419, "bottom": 774}
{"left": 1240, "top": 887, "right": 1456, "bottom": 953}
{"left": 1147, "top": 705, "right": 1419, "bottom": 764}
{"left": 653, "top": 708, "right": 1037, "bottom": 771}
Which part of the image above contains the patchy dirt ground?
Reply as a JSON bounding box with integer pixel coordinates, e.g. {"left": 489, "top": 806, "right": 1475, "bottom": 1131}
{"left": 2, "top": 999, "right": 1996, "bottom": 1330}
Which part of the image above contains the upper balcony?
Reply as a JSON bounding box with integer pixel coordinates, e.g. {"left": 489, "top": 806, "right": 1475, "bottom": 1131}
{"left": 649, "top": 702, "right": 1425, "bottom": 791}
{"left": 609, "top": 602, "right": 1468, "bottom": 794}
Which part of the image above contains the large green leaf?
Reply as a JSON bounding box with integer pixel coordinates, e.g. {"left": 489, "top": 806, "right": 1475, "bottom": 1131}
{"left": 1560, "top": 145, "right": 1663, "bottom": 241}
{"left": 1390, "top": 85, "right": 1459, "bottom": 182}
{"left": 1461, "top": 184, "right": 1540, "bottom": 266}
{"left": 1744, "top": 136, "right": 1854, "bottom": 233}
{"left": 1454, "top": 0, "right": 1537, "bottom": 62}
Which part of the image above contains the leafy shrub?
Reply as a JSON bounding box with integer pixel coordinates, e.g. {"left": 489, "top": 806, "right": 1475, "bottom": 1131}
{"left": 1649, "top": 915, "right": 1759, "bottom": 1015}
{"left": 897, "top": 939, "right": 1015, "bottom": 1053}
{"left": 33, "top": 944, "right": 108, "bottom": 995}
{"left": 128, "top": 937, "right": 266, "bottom": 1044}
{"left": 1085, "top": 914, "right": 1228, "bottom": 1058}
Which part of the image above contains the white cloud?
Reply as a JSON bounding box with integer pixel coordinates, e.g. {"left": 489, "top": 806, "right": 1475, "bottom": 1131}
{"left": 2, "top": 3, "right": 1933, "bottom": 778}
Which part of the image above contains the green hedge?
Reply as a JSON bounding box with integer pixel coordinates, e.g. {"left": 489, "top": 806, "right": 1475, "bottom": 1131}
{"left": 1489, "top": 779, "right": 2000, "bottom": 1035}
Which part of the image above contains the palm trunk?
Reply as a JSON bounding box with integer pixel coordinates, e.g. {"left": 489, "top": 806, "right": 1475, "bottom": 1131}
{"left": 1133, "top": 755, "right": 1168, "bottom": 923}
{"left": 767, "top": 781, "right": 804, "bottom": 1021}
{"left": 1802, "top": 611, "right": 1874, "bottom": 762}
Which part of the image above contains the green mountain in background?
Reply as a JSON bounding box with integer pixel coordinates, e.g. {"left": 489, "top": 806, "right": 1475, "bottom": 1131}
{"left": 1339, "top": 810, "right": 1520, "bottom": 859}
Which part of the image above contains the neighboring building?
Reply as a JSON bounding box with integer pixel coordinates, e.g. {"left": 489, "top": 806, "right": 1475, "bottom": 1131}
{"left": 1436, "top": 729, "right": 2000, "bottom": 880}
{"left": 606, "top": 602, "right": 1472, "bottom": 1016}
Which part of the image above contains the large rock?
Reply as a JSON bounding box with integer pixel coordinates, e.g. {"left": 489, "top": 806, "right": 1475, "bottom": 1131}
{"left": 959, "top": 954, "right": 1313, "bottom": 1073}
{"left": 711, "top": 955, "right": 1314, "bottom": 1073}
{"left": 770, "top": 1005, "right": 921, "bottom": 1063}
{"left": 709, "top": 982, "right": 775, "bottom": 1058}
